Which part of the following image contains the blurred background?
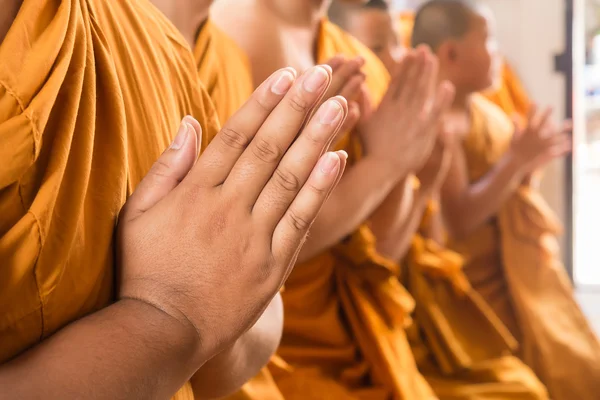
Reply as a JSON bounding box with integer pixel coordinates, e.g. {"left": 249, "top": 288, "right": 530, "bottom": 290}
{"left": 392, "top": 0, "right": 599, "bottom": 330}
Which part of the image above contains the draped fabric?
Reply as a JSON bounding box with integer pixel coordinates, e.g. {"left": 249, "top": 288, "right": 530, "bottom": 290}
{"left": 0, "top": 1, "right": 219, "bottom": 398}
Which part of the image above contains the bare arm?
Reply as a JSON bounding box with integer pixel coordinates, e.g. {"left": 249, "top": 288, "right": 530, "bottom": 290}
{"left": 190, "top": 294, "right": 283, "bottom": 399}
{"left": 440, "top": 141, "right": 525, "bottom": 239}
{"left": 369, "top": 178, "right": 428, "bottom": 261}
{"left": 0, "top": 299, "right": 202, "bottom": 400}
{"left": 298, "top": 156, "right": 402, "bottom": 262}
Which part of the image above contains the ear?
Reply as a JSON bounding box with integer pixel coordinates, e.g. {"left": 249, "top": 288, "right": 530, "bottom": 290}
{"left": 437, "top": 41, "right": 458, "bottom": 65}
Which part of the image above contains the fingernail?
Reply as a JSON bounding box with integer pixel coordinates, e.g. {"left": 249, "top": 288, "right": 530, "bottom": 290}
{"left": 303, "top": 66, "right": 329, "bottom": 93}
{"left": 272, "top": 69, "right": 295, "bottom": 95}
{"left": 171, "top": 122, "right": 189, "bottom": 150}
{"left": 337, "top": 150, "right": 348, "bottom": 161}
{"left": 318, "top": 99, "right": 343, "bottom": 125}
{"left": 319, "top": 152, "right": 339, "bottom": 175}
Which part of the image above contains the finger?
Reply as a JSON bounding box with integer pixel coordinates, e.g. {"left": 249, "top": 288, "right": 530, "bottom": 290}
{"left": 526, "top": 104, "right": 538, "bottom": 127}
{"left": 192, "top": 67, "right": 297, "bottom": 187}
{"left": 530, "top": 106, "right": 552, "bottom": 133}
{"left": 253, "top": 96, "right": 347, "bottom": 231}
{"left": 183, "top": 115, "right": 202, "bottom": 161}
{"left": 327, "top": 57, "right": 364, "bottom": 98}
{"left": 279, "top": 150, "right": 347, "bottom": 284}
{"left": 271, "top": 152, "right": 343, "bottom": 268}
{"left": 429, "top": 81, "right": 455, "bottom": 123}
{"left": 326, "top": 54, "right": 346, "bottom": 72}
{"left": 333, "top": 150, "right": 348, "bottom": 189}
{"left": 410, "top": 51, "right": 435, "bottom": 114}
{"left": 338, "top": 73, "right": 365, "bottom": 102}
{"left": 333, "top": 100, "right": 360, "bottom": 148}
{"left": 388, "top": 50, "right": 416, "bottom": 101}
{"left": 562, "top": 119, "right": 573, "bottom": 133}
{"left": 397, "top": 46, "right": 427, "bottom": 103}
{"left": 224, "top": 65, "right": 333, "bottom": 203}
{"left": 124, "top": 119, "right": 199, "bottom": 221}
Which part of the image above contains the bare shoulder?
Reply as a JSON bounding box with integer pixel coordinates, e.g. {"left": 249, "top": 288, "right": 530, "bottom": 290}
{"left": 211, "top": 0, "right": 286, "bottom": 86}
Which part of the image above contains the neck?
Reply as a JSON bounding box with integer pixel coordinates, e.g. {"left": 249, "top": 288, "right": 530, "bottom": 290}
{"left": 0, "top": 0, "right": 22, "bottom": 45}
{"left": 264, "top": 0, "right": 330, "bottom": 29}
{"left": 450, "top": 89, "right": 472, "bottom": 111}
{"left": 151, "top": 0, "right": 211, "bottom": 47}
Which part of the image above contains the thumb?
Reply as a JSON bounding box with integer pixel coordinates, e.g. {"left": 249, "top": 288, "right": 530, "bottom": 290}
{"left": 122, "top": 116, "right": 200, "bottom": 221}
{"left": 511, "top": 116, "right": 525, "bottom": 144}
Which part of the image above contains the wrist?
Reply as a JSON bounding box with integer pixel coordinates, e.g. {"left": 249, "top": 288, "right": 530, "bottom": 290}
{"left": 503, "top": 150, "right": 528, "bottom": 183}
{"left": 361, "top": 154, "right": 410, "bottom": 184}
{"left": 118, "top": 298, "right": 205, "bottom": 367}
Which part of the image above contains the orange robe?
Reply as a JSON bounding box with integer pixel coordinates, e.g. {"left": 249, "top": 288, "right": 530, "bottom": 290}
{"left": 193, "top": 18, "right": 286, "bottom": 400}
{"left": 483, "top": 62, "right": 530, "bottom": 125}
{"left": 194, "top": 19, "right": 254, "bottom": 123}
{"left": 0, "top": 1, "right": 219, "bottom": 399}
{"left": 404, "top": 201, "right": 547, "bottom": 399}
{"left": 273, "top": 20, "right": 434, "bottom": 400}
{"left": 450, "top": 94, "right": 600, "bottom": 400}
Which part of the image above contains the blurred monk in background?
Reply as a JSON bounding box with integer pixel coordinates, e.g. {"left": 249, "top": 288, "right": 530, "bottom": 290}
{"left": 330, "top": 1, "right": 548, "bottom": 399}
{"left": 412, "top": 1, "right": 600, "bottom": 399}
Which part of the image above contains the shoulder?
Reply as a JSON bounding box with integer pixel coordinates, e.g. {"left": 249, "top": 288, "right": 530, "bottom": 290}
{"left": 319, "top": 20, "right": 390, "bottom": 105}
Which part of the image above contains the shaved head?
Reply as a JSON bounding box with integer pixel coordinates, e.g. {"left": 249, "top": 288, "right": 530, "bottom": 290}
{"left": 329, "top": 0, "right": 389, "bottom": 30}
{"left": 329, "top": 0, "right": 402, "bottom": 71}
{"left": 411, "top": 0, "right": 481, "bottom": 51}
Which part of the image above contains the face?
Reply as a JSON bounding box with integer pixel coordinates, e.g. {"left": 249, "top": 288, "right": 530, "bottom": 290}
{"left": 347, "top": 8, "right": 403, "bottom": 72}
{"left": 444, "top": 10, "right": 501, "bottom": 93}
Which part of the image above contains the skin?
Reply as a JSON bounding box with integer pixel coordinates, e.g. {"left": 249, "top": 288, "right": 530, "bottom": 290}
{"left": 435, "top": 9, "right": 571, "bottom": 239}
{"left": 146, "top": 1, "right": 288, "bottom": 396}
{"left": 1, "top": 7, "right": 350, "bottom": 397}
{"left": 342, "top": 4, "right": 451, "bottom": 256}
{"left": 344, "top": 6, "right": 403, "bottom": 72}
{"left": 212, "top": 0, "right": 454, "bottom": 263}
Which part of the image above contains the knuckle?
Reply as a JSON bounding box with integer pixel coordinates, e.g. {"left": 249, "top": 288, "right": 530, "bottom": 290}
{"left": 308, "top": 181, "right": 328, "bottom": 196}
{"left": 287, "top": 209, "right": 312, "bottom": 232}
{"left": 150, "top": 158, "right": 173, "bottom": 179}
{"left": 287, "top": 92, "right": 312, "bottom": 113}
{"left": 273, "top": 168, "right": 302, "bottom": 192}
{"left": 252, "top": 92, "right": 273, "bottom": 113}
{"left": 252, "top": 137, "right": 282, "bottom": 163}
{"left": 219, "top": 126, "right": 250, "bottom": 150}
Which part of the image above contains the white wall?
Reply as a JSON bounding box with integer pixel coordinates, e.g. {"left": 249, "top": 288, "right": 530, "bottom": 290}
{"left": 481, "top": 0, "right": 569, "bottom": 258}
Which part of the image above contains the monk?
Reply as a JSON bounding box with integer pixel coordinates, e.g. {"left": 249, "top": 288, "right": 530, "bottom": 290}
{"left": 412, "top": 1, "right": 600, "bottom": 399}
{"left": 363, "top": 2, "right": 531, "bottom": 124}
{"left": 0, "top": 1, "right": 350, "bottom": 398}
{"left": 328, "top": 2, "right": 550, "bottom": 399}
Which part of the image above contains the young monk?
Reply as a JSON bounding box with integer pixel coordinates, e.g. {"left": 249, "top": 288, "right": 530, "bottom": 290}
{"left": 329, "top": 2, "right": 550, "bottom": 399}
{"left": 0, "top": 1, "right": 349, "bottom": 398}
{"left": 412, "top": 1, "right": 600, "bottom": 399}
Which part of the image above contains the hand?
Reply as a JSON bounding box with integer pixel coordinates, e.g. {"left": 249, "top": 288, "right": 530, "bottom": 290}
{"left": 116, "top": 66, "right": 348, "bottom": 363}
{"left": 509, "top": 105, "right": 572, "bottom": 173}
{"left": 416, "top": 125, "right": 453, "bottom": 193}
{"left": 358, "top": 46, "right": 455, "bottom": 177}
{"left": 320, "top": 55, "right": 365, "bottom": 147}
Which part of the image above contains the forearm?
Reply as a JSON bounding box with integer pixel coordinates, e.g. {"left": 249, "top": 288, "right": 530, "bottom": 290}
{"left": 298, "top": 156, "right": 402, "bottom": 262}
{"left": 374, "top": 185, "right": 431, "bottom": 261}
{"left": 0, "top": 299, "right": 202, "bottom": 400}
{"left": 443, "top": 152, "right": 525, "bottom": 239}
{"left": 190, "top": 294, "right": 283, "bottom": 399}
